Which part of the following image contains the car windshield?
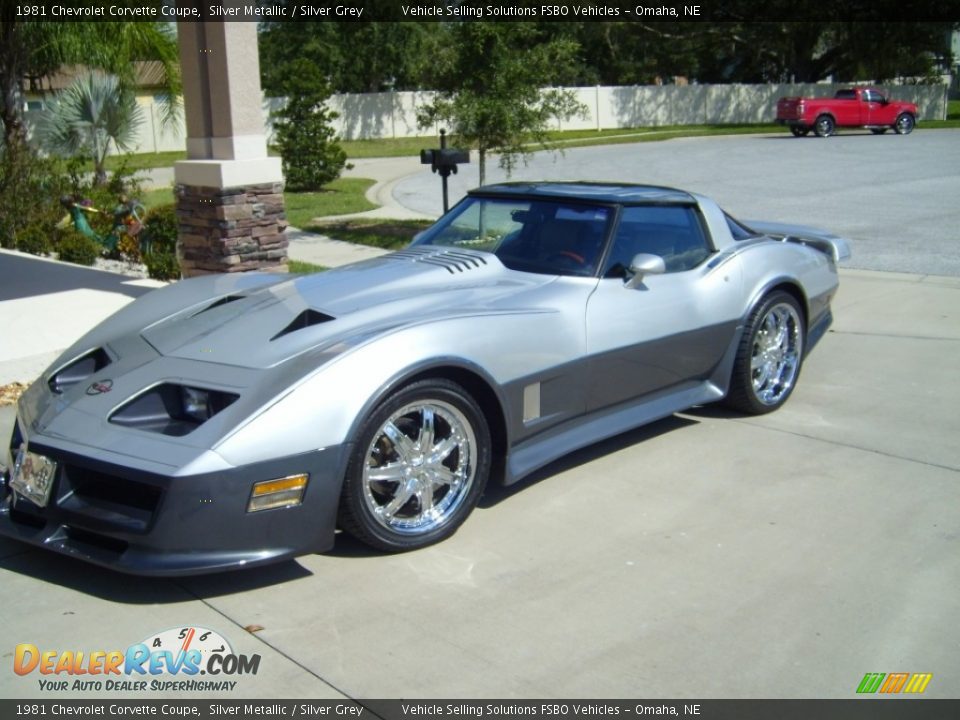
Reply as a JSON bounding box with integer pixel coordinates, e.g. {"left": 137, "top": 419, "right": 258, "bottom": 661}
{"left": 411, "top": 196, "right": 612, "bottom": 277}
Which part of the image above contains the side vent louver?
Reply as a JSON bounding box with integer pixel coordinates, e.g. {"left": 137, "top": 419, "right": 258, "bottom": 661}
{"left": 270, "top": 309, "right": 335, "bottom": 341}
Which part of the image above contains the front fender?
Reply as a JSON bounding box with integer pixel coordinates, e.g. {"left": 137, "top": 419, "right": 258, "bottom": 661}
{"left": 214, "top": 309, "right": 582, "bottom": 467}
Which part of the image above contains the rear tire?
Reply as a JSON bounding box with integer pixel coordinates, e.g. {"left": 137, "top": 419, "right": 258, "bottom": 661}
{"left": 814, "top": 115, "right": 835, "bottom": 138}
{"left": 725, "top": 292, "right": 805, "bottom": 415}
{"left": 338, "top": 379, "right": 491, "bottom": 552}
{"left": 870, "top": 128, "right": 887, "bottom": 135}
{"left": 789, "top": 126, "right": 810, "bottom": 137}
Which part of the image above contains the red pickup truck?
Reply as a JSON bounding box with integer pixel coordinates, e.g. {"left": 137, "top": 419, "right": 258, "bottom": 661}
{"left": 776, "top": 88, "right": 918, "bottom": 138}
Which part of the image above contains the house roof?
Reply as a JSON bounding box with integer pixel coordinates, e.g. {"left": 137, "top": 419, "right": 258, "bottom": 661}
{"left": 31, "top": 62, "right": 169, "bottom": 92}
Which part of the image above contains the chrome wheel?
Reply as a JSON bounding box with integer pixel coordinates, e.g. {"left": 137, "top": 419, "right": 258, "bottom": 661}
{"left": 814, "top": 115, "right": 834, "bottom": 137}
{"left": 895, "top": 113, "right": 914, "bottom": 135}
{"left": 725, "top": 291, "right": 806, "bottom": 415}
{"left": 339, "top": 379, "right": 491, "bottom": 551}
{"left": 363, "top": 400, "right": 477, "bottom": 534}
{"left": 750, "top": 303, "right": 803, "bottom": 406}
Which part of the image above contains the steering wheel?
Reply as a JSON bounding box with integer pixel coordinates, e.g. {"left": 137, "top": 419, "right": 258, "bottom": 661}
{"left": 546, "top": 250, "right": 587, "bottom": 269}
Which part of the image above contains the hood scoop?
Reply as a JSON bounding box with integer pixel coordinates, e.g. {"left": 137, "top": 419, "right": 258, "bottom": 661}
{"left": 270, "top": 308, "right": 335, "bottom": 341}
{"left": 384, "top": 247, "right": 488, "bottom": 274}
{"left": 191, "top": 294, "right": 246, "bottom": 317}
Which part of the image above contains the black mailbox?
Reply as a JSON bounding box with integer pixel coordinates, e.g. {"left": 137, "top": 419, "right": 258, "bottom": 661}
{"left": 421, "top": 130, "right": 470, "bottom": 212}
{"left": 420, "top": 148, "right": 470, "bottom": 174}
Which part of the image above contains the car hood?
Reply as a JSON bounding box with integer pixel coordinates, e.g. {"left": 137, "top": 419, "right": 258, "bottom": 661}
{"left": 140, "top": 247, "right": 555, "bottom": 369}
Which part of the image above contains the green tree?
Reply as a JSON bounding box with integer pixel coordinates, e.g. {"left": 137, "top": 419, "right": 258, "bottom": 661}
{"left": 417, "top": 23, "right": 586, "bottom": 186}
{"left": 272, "top": 58, "right": 348, "bottom": 192}
{"left": 37, "top": 72, "right": 143, "bottom": 186}
{"left": 259, "top": 18, "right": 431, "bottom": 94}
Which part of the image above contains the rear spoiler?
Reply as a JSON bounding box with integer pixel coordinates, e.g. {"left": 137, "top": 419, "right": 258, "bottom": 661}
{"left": 746, "top": 220, "right": 852, "bottom": 263}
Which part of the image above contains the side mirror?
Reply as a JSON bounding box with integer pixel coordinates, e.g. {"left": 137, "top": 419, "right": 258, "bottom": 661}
{"left": 624, "top": 253, "right": 666, "bottom": 288}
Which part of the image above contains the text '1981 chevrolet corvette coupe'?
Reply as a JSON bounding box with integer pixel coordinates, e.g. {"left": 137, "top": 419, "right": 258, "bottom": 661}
{"left": 1, "top": 183, "right": 849, "bottom": 575}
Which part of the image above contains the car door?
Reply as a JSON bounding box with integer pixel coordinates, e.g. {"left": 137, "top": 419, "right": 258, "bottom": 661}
{"left": 584, "top": 205, "right": 744, "bottom": 412}
{"left": 862, "top": 89, "right": 884, "bottom": 125}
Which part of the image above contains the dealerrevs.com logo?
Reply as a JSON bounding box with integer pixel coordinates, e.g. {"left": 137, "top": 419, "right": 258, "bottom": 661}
{"left": 14, "top": 627, "right": 261, "bottom": 693}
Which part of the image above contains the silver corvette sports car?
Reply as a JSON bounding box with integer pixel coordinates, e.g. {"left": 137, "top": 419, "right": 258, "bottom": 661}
{"left": 2, "top": 183, "right": 849, "bottom": 575}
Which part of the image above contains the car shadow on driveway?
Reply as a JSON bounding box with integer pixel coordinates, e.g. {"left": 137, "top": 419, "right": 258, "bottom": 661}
{"left": 0, "top": 251, "right": 157, "bottom": 302}
{"left": 478, "top": 413, "right": 699, "bottom": 509}
{"left": 0, "top": 540, "right": 314, "bottom": 602}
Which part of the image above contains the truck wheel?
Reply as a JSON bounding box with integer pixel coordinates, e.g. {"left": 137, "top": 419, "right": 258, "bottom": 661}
{"left": 789, "top": 126, "right": 809, "bottom": 137}
{"left": 870, "top": 128, "right": 887, "bottom": 135}
{"left": 894, "top": 113, "right": 915, "bottom": 135}
{"left": 814, "top": 115, "right": 835, "bottom": 138}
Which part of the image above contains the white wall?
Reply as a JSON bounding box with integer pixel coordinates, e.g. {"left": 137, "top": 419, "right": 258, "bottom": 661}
{"left": 319, "top": 83, "right": 949, "bottom": 141}
{"left": 27, "top": 83, "right": 950, "bottom": 153}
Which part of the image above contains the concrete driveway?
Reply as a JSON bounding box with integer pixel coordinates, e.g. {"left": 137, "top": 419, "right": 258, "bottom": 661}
{"left": 2, "top": 277, "right": 957, "bottom": 701}
{"left": 2, "top": 141, "right": 959, "bottom": 701}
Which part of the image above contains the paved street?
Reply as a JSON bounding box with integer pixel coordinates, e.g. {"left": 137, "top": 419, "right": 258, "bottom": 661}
{"left": 397, "top": 129, "right": 960, "bottom": 276}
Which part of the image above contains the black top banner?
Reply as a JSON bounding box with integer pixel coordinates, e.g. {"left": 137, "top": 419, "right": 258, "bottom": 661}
{"left": 7, "top": 0, "right": 960, "bottom": 23}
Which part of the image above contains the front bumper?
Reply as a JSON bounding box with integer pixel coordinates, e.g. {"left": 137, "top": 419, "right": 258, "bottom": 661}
{"left": 0, "top": 420, "right": 351, "bottom": 575}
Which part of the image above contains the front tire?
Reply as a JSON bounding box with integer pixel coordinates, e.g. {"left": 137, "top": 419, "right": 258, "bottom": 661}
{"left": 814, "top": 115, "right": 835, "bottom": 138}
{"left": 894, "top": 113, "right": 915, "bottom": 135}
{"left": 725, "top": 292, "right": 805, "bottom": 415}
{"left": 338, "top": 379, "right": 491, "bottom": 552}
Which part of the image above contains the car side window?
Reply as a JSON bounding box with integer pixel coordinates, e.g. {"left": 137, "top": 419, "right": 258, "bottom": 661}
{"left": 725, "top": 213, "right": 760, "bottom": 241}
{"left": 603, "top": 205, "right": 712, "bottom": 277}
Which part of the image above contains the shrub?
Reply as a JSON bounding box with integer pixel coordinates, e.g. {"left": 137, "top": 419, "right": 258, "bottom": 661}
{"left": 15, "top": 224, "right": 55, "bottom": 256}
{"left": 140, "top": 203, "right": 180, "bottom": 280}
{"left": 272, "top": 59, "right": 349, "bottom": 191}
{"left": 0, "top": 147, "right": 70, "bottom": 250}
{"left": 58, "top": 234, "right": 100, "bottom": 266}
{"left": 143, "top": 251, "right": 180, "bottom": 281}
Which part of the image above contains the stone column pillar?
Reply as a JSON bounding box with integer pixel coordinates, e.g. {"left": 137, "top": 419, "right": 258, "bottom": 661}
{"left": 174, "top": 18, "right": 287, "bottom": 276}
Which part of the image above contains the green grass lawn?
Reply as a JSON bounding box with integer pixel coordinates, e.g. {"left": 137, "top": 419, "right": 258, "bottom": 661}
{"left": 288, "top": 259, "right": 328, "bottom": 274}
{"left": 132, "top": 179, "right": 379, "bottom": 226}
{"left": 302, "top": 218, "right": 434, "bottom": 249}
{"left": 103, "top": 151, "right": 186, "bottom": 172}
{"left": 140, "top": 186, "right": 174, "bottom": 209}
{"left": 284, "top": 178, "right": 377, "bottom": 227}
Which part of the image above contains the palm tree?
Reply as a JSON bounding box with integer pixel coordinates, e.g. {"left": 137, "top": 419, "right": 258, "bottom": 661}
{"left": 0, "top": 18, "right": 180, "bottom": 152}
{"left": 37, "top": 72, "right": 143, "bottom": 185}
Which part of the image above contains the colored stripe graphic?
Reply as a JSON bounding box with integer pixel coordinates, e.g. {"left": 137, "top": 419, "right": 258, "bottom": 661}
{"left": 857, "top": 673, "right": 885, "bottom": 694}
{"left": 903, "top": 673, "right": 933, "bottom": 694}
{"left": 856, "top": 672, "right": 932, "bottom": 694}
{"left": 879, "top": 672, "right": 909, "bottom": 693}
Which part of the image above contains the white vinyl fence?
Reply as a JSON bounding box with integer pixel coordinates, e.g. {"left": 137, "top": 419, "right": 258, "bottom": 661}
{"left": 315, "top": 83, "right": 948, "bottom": 141}
{"left": 26, "top": 83, "right": 950, "bottom": 153}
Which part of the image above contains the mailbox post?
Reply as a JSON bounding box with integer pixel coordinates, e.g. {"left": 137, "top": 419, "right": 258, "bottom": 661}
{"left": 420, "top": 129, "right": 470, "bottom": 213}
